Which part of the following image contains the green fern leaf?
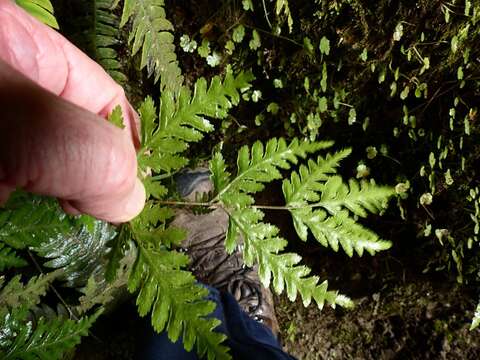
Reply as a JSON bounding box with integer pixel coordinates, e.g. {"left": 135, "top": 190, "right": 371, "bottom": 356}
{"left": 15, "top": 0, "right": 59, "bottom": 29}
{"left": 77, "top": 249, "right": 135, "bottom": 315}
{"left": 291, "top": 208, "right": 391, "bottom": 256}
{"left": 227, "top": 207, "right": 352, "bottom": 309}
{"left": 0, "top": 194, "right": 71, "bottom": 250}
{"left": 138, "top": 70, "right": 253, "bottom": 197}
{"left": 213, "top": 138, "right": 332, "bottom": 206}
{"left": 0, "top": 272, "right": 59, "bottom": 310}
{"left": 319, "top": 177, "right": 394, "bottom": 217}
{"left": 128, "top": 242, "right": 230, "bottom": 359}
{"left": 31, "top": 218, "right": 116, "bottom": 287}
{"left": 92, "top": 0, "right": 127, "bottom": 83}
{"left": 0, "top": 192, "right": 116, "bottom": 287}
{"left": 125, "top": 207, "right": 230, "bottom": 358}
{"left": 105, "top": 225, "right": 132, "bottom": 282}
{"left": 283, "top": 153, "right": 393, "bottom": 255}
{"left": 283, "top": 149, "right": 352, "bottom": 207}
{"left": 1, "top": 310, "right": 100, "bottom": 360}
{"left": 121, "top": 0, "right": 183, "bottom": 93}
{"left": 0, "top": 244, "right": 27, "bottom": 271}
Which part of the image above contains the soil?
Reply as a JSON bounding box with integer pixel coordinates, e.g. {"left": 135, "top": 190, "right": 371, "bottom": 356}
{"left": 276, "top": 281, "right": 480, "bottom": 360}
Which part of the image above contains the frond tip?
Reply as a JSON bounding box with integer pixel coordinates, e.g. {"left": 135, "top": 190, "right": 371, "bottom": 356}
{"left": 283, "top": 151, "right": 394, "bottom": 256}
{"left": 121, "top": 0, "right": 183, "bottom": 93}
{"left": 15, "top": 0, "right": 59, "bottom": 29}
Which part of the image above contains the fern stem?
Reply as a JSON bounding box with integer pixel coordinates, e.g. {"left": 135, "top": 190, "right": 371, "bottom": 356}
{"left": 243, "top": 23, "right": 302, "bottom": 47}
{"left": 159, "top": 200, "right": 218, "bottom": 207}
{"left": 158, "top": 200, "right": 338, "bottom": 211}
{"left": 27, "top": 250, "right": 80, "bottom": 322}
{"left": 262, "top": 0, "right": 273, "bottom": 29}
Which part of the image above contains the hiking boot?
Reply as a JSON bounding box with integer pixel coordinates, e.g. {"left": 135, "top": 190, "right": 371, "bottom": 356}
{"left": 172, "top": 168, "right": 280, "bottom": 336}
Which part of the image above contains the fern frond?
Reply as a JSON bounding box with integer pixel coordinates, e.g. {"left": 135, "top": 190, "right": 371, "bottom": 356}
{"left": 77, "top": 248, "right": 134, "bottom": 315}
{"left": 0, "top": 192, "right": 116, "bottom": 286}
{"left": 0, "top": 194, "right": 70, "bottom": 250}
{"left": 92, "top": 0, "right": 127, "bottom": 83}
{"left": 15, "top": 0, "right": 59, "bottom": 29}
{"left": 0, "top": 244, "right": 27, "bottom": 271}
{"left": 123, "top": 205, "right": 230, "bottom": 358}
{"left": 121, "top": 0, "right": 183, "bottom": 93}
{"left": 291, "top": 208, "right": 391, "bottom": 256}
{"left": 31, "top": 219, "right": 116, "bottom": 287}
{"left": 318, "top": 177, "right": 394, "bottom": 217}
{"left": 128, "top": 242, "right": 230, "bottom": 359}
{"left": 212, "top": 138, "right": 333, "bottom": 206}
{"left": 1, "top": 309, "right": 100, "bottom": 360}
{"left": 0, "top": 272, "right": 59, "bottom": 310}
{"left": 283, "top": 149, "right": 352, "bottom": 206}
{"left": 227, "top": 207, "right": 352, "bottom": 309}
{"left": 138, "top": 70, "right": 254, "bottom": 196}
{"left": 471, "top": 301, "right": 480, "bottom": 330}
{"left": 283, "top": 153, "right": 394, "bottom": 255}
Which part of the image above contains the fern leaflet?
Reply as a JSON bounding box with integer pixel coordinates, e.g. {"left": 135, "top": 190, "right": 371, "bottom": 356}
{"left": 210, "top": 144, "right": 353, "bottom": 309}
{"left": 213, "top": 138, "right": 332, "bottom": 207}
{"left": 0, "top": 272, "right": 59, "bottom": 310}
{"left": 92, "top": 0, "right": 127, "bottom": 83}
{"left": 1, "top": 309, "right": 100, "bottom": 360}
{"left": 0, "top": 244, "right": 27, "bottom": 272}
{"left": 128, "top": 208, "right": 230, "bottom": 359}
{"left": 121, "top": 0, "right": 183, "bottom": 93}
{"left": 32, "top": 219, "right": 116, "bottom": 287}
{"left": 228, "top": 206, "right": 352, "bottom": 309}
{"left": 0, "top": 194, "right": 70, "bottom": 250}
{"left": 15, "top": 0, "right": 59, "bottom": 29}
{"left": 283, "top": 152, "right": 394, "bottom": 256}
{"left": 138, "top": 70, "right": 253, "bottom": 198}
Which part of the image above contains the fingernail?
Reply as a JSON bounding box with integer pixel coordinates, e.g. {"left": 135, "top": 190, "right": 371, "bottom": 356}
{"left": 124, "top": 178, "right": 146, "bottom": 221}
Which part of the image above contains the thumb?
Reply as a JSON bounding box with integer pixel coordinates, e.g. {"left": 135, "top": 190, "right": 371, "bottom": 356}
{"left": 0, "top": 61, "right": 145, "bottom": 223}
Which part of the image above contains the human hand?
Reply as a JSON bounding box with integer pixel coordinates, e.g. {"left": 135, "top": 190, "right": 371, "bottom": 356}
{"left": 0, "top": 0, "right": 145, "bottom": 222}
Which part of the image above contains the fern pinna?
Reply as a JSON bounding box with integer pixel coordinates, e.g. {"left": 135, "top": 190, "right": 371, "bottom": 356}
{"left": 121, "top": 0, "right": 184, "bottom": 94}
